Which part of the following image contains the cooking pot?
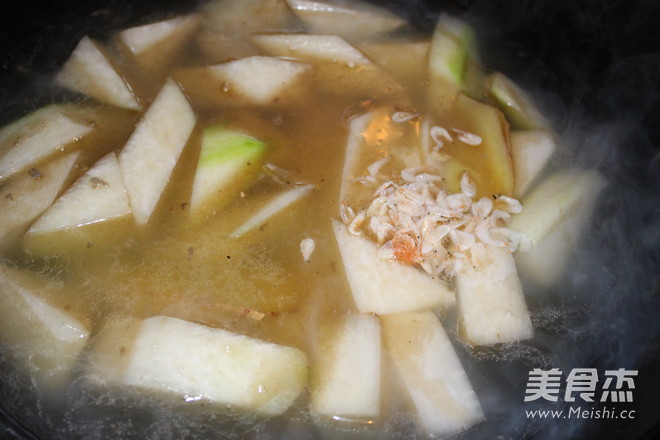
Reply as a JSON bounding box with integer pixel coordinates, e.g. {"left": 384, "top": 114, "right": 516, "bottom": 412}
{"left": 0, "top": 0, "right": 659, "bottom": 439}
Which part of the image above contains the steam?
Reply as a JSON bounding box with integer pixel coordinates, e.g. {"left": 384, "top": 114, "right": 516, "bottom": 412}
{"left": 373, "top": 0, "right": 660, "bottom": 439}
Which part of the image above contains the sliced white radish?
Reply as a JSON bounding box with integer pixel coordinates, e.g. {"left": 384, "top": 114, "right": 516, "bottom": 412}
{"left": 205, "top": 56, "right": 310, "bottom": 104}
{"left": 27, "top": 152, "right": 131, "bottom": 234}
{"left": 380, "top": 311, "right": 484, "bottom": 436}
{"left": 339, "top": 107, "right": 423, "bottom": 210}
{"left": 0, "top": 152, "right": 79, "bottom": 249}
{"left": 511, "top": 168, "right": 606, "bottom": 287}
{"left": 331, "top": 219, "right": 455, "bottom": 315}
{"left": 253, "top": 33, "right": 402, "bottom": 99}
{"left": 118, "top": 14, "right": 202, "bottom": 76}
{"left": 339, "top": 111, "right": 372, "bottom": 206}
{"left": 201, "top": 0, "right": 293, "bottom": 36}
{"left": 190, "top": 125, "right": 266, "bottom": 216}
{"left": 118, "top": 78, "right": 196, "bottom": 225}
{"left": 455, "top": 246, "right": 533, "bottom": 345}
{"left": 0, "top": 105, "right": 92, "bottom": 181}
{"left": 122, "top": 315, "right": 308, "bottom": 416}
{"left": 0, "top": 265, "right": 90, "bottom": 391}
{"left": 56, "top": 36, "right": 140, "bottom": 110}
{"left": 195, "top": 0, "right": 294, "bottom": 63}
{"left": 510, "top": 168, "right": 605, "bottom": 244}
{"left": 511, "top": 130, "right": 556, "bottom": 197}
{"left": 253, "top": 33, "right": 371, "bottom": 66}
{"left": 310, "top": 313, "right": 381, "bottom": 420}
{"left": 230, "top": 184, "right": 314, "bottom": 238}
{"left": 287, "top": 0, "right": 407, "bottom": 40}
{"left": 357, "top": 39, "right": 430, "bottom": 86}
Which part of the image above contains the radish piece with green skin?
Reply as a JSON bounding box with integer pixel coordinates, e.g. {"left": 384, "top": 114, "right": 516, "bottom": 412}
{"left": 509, "top": 168, "right": 605, "bottom": 244}
{"left": 0, "top": 105, "right": 92, "bottom": 181}
{"left": 331, "top": 219, "right": 455, "bottom": 315}
{"left": 380, "top": 311, "right": 484, "bottom": 436}
{"left": 430, "top": 14, "right": 475, "bottom": 85}
{"left": 0, "top": 265, "right": 90, "bottom": 392}
{"left": 338, "top": 111, "right": 372, "bottom": 208}
{"left": 510, "top": 130, "right": 557, "bottom": 197}
{"left": 190, "top": 126, "right": 266, "bottom": 216}
{"left": 56, "top": 36, "right": 140, "bottom": 110}
{"left": 488, "top": 72, "right": 549, "bottom": 131}
{"left": 230, "top": 184, "right": 315, "bottom": 238}
{"left": 286, "top": 0, "right": 407, "bottom": 41}
{"left": 455, "top": 246, "right": 533, "bottom": 345}
{"left": 310, "top": 313, "right": 381, "bottom": 420}
{"left": 27, "top": 152, "right": 131, "bottom": 234}
{"left": 122, "top": 315, "right": 308, "bottom": 416}
{"left": 0, "top": 152, "right": 79, "bottom": 249}
{"left": 119, "top": 78, "right": 196, "bottom": 226}
{"left": 511, "top": 168, "right": 606, "bottom": 287}
{"left": 428, "top": 14, "right": 477, "bottom": 114}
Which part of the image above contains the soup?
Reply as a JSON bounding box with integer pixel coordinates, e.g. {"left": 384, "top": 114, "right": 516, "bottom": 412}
{"left": 0, "top": 0, "right": 606, "bottom": 438}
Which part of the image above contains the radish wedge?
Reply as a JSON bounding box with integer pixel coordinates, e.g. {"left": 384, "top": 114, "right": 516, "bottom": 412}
{"left": 27, "top": 152, "right": 131, "bottom": 234}
{"left": 56, "top": 36, "right": 140, "bottom": 110}
{"left": 210, "top": 56, "right": 309, "bottom": 104}
{"left": 118, "top": 14, "right": 202, "bottom": 76}
{"left": 118, "top": 78, "right": 196, "bottom": 225}
{"left": 252, "top": 33, "right": 401, "bottom": 99}
{"left": 190, "top": 125, "right": 266, "bottom": 216}
{"left": 439, "top": 93, "right": 514, "bottom": 198}
{"left": 230, "top": 184, "right": 314, "bottom": 238}
{"left": 253, "top": 33, "right": 371, "bottom": 66}
{"left": 0, "top": 105, "right": 92, "bottom": 181}
{"left": 339, "top": 107, "right": 422, "bottom": 210}
{"left": 381, "top": 311, "right": 484, "bottom": 436}
{"left": 331, "top": 219, "right": 455, "bottom": 315}
{"left": 488, "top": 72, "right": 548, "bottom": 130}
{"left": 0, "top": 152, "right": 79, "bottom": 249}
{"left": 428, "top": 14, "right": 477, "bottom": 114}
{"left": 122, "top": 316, "right": 308, "bottom": 415}
{"left": 455, "top": 246, "right": 533, "bottom": 345}
{"left": 195, "top": 0, "right": 294, "bottom": 62}
{"left": 511, "top": 130, "right": 556, "bottom": 197}
{"left": 0, "top": 266, "right": 90, "bottom": 392}
{"left": 511, "top": 168, "right": 606, "bottom": 287}
{"left": 339, "top": 112, "right": 372, "bottom": 207}
{"left": 311, "top": 314, "right": 381, "bottom": 420}
{"left": 510, "top": 168, "right": 605, "bottom": 244}
{"left": 286, "top": 0, "right": 407, "bottom": 40}
{"left": 174, "top": 59, "right": 311, "bottom": 110}
{"left": 357, "top": 39, "right": 430, "bottom": 86}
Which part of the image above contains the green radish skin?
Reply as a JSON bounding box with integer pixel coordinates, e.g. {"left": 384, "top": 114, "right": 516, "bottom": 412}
{"left": 428, "top": 14, "right": 478, "bottom": 115}
{"left": 190, "top": 125, "right": 267, "bottom": 217}
{"left": 488, "top": 72, "right": 548, "bottom": 131}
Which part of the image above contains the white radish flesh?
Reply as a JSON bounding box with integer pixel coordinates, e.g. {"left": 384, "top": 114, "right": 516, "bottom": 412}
{"left": 331, "top": 219, "right": 455, "bottom": 315}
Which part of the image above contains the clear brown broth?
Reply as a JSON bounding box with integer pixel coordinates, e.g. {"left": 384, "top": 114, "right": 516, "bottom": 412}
{"left": 0, "top": 5, "right": 482, "bottom": 437}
